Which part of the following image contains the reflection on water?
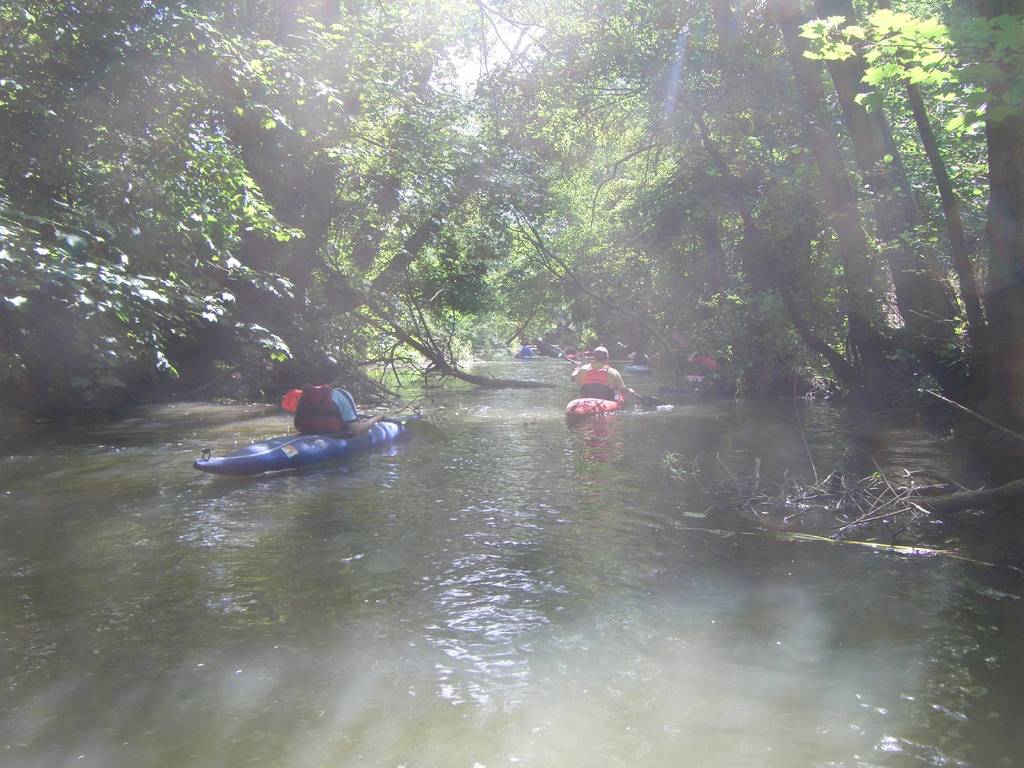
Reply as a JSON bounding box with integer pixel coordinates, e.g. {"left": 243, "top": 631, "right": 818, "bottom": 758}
{"left": 569, "top": 416, "right": 622, "bottom": 467}
{"left": 0, "top": 359, "right": 1021, "bottom": 767}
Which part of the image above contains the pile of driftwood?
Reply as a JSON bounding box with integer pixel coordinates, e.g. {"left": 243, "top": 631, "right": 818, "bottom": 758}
{"left": 662, "top": 452, "right": 1023, "bottom": 539}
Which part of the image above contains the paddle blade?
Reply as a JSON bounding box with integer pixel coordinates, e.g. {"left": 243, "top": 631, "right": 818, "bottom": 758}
{"left": 405, "top": 418, "right": 449, "bottom": 442}
{"left": 280, "top": 388, "right": 302, "bottom": 413}
{"left": 381, "top": 416, "right": 448, "bottom": 442}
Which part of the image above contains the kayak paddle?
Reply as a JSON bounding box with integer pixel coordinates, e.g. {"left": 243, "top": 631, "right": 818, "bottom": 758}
{"left": 383, "top": 415, "right": 448, "bottom": 442}
{"left": 378, "top": 397, "right": 449, "bottom": 441}
{"left": 633, "top": 392, "right": 666, "bottom": 408}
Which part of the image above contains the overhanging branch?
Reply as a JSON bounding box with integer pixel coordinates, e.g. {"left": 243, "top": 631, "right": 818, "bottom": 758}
{"left": 515, "top": 213, "right": 678, "bottom": 357}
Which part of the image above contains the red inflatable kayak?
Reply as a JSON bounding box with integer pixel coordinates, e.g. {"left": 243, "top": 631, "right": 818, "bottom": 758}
{"left": 565, "top": 394, "right": 624, "bottom": 424}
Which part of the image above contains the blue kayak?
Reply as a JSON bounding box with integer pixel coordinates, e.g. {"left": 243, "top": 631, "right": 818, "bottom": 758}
{"left": 193, "top": 418, "right": 416, "bottom": 476}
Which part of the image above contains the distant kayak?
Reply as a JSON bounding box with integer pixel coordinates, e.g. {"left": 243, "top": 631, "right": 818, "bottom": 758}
{"left": 565, "top": 395, "right": 624, "bottom": 424}
{"left": 194, "top": 417, "right": 417, "bottom": 476}
{"left": 624, "top": 364, "right": 652, "bottom": 374}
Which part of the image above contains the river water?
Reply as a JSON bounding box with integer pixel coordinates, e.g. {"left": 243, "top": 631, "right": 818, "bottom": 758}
{"left": 1, "top": 359, "right": 1021, "bottom": 767}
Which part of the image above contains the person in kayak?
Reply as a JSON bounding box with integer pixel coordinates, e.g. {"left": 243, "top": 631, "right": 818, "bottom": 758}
{"left": 570, "top": 346, "right": 634, "bottom": 401}
{"left": 535, "top": 338, "right": 563, "bottom": 358}
{"left": 515, "top": 339, "right": 535, "bottom": 359}
{"left": 293, "top": 384, "right": 384, "bottom": 436}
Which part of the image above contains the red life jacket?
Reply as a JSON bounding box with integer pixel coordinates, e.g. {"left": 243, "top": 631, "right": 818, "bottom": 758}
{"left": 578, "top": 365, "right": 617, "bottom": 400}
{"left": 294, "top": 385, "right": 345, "bottom": 434}
{"left": 580, "top": 366, "right": 610, "bottom": 387}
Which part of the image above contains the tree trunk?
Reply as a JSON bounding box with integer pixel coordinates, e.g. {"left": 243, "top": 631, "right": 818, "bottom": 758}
{"left": 813, "top": 0, "right": 965, "bottom": 398}
{"left": 349, "top": 31, "right": 441, "bottom": 271}
{"left": 977, "top": 0, "right": 1024, "bottom": 426}
{"left": 696, "top": 114, "right": 861, "bottom": 388}
{"left": 775, "top": 0, "right": 892, "bottom": 390}
{"left": 194, "top": 50, "right": 345, "bottom": 360}
{"left": 710, "top": 0, "right": 739, "bottom": 50}
{"left": 700, "top": 215, "right": 728, "bottom": 293}
{"left": 368, "top": 157, "right": 495, "bottom": 291}
{"left": 747, "top": 224, "right": 862, "bottom": 387}
{"left": 904, "top": 82, "right": 987, "bottom": 357}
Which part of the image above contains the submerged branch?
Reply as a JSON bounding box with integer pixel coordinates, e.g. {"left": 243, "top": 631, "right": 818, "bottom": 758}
{"left": 661, "top": 450, "right": 1024, "bottom": 546}
{"left": 676, "top": 526, "right": 1022, "bottom": 574}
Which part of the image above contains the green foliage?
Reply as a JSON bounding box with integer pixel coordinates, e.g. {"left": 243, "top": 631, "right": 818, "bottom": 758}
{"left": 801, "top": 8, "right": 1024, "bottom": 133}
{"left": 0, "top": 199, "right": 223, "bottom": 403}
{"left": 0, "top": 0, "right": 1014, "bottom": 410}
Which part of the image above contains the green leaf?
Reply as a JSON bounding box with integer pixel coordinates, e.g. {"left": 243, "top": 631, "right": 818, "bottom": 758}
{"left": 831, "top": 42, "right": 856, "bottom": 60}
{"left": 945, "top": 114, "right": 968, "bottom": 133}
{"left": 854, "top": 91, "right": 883, "bottom": 112}
{"left": 906, "top": 66, "right": 932, "bottom": 84}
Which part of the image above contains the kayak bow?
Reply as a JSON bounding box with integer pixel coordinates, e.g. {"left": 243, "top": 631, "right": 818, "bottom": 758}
{"left": 565, "top": 395, "right": 624, "bottom": 424}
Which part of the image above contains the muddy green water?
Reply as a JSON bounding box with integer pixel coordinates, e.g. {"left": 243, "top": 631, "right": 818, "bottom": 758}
{"left": 1, "top": 360, "right": 1022, "bottom": 767}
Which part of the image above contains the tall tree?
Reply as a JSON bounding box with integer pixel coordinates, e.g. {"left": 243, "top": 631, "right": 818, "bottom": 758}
{"left": 977, "top": 0, "right": 1024, "bottom": 425}
{"left": 904, "top": 81, "right": 987, "bottom": 358}
{"left": 813, "top": 0, "right": 965, "bottom": 397}
{"left": 775, "top": 0, "right": 892, "bottom": 391}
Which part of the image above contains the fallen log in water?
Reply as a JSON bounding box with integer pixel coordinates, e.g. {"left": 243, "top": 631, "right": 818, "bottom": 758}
{"left": 437, "top": 367, "right": 554, "bottom": 389}
{"left": 922, "top": 478, "right": 1024, "bottom": 514}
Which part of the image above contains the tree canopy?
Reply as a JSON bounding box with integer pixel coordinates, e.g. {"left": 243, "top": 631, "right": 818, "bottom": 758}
{"left": 2, "top": 0, "right": 1023, "bottom": 424}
